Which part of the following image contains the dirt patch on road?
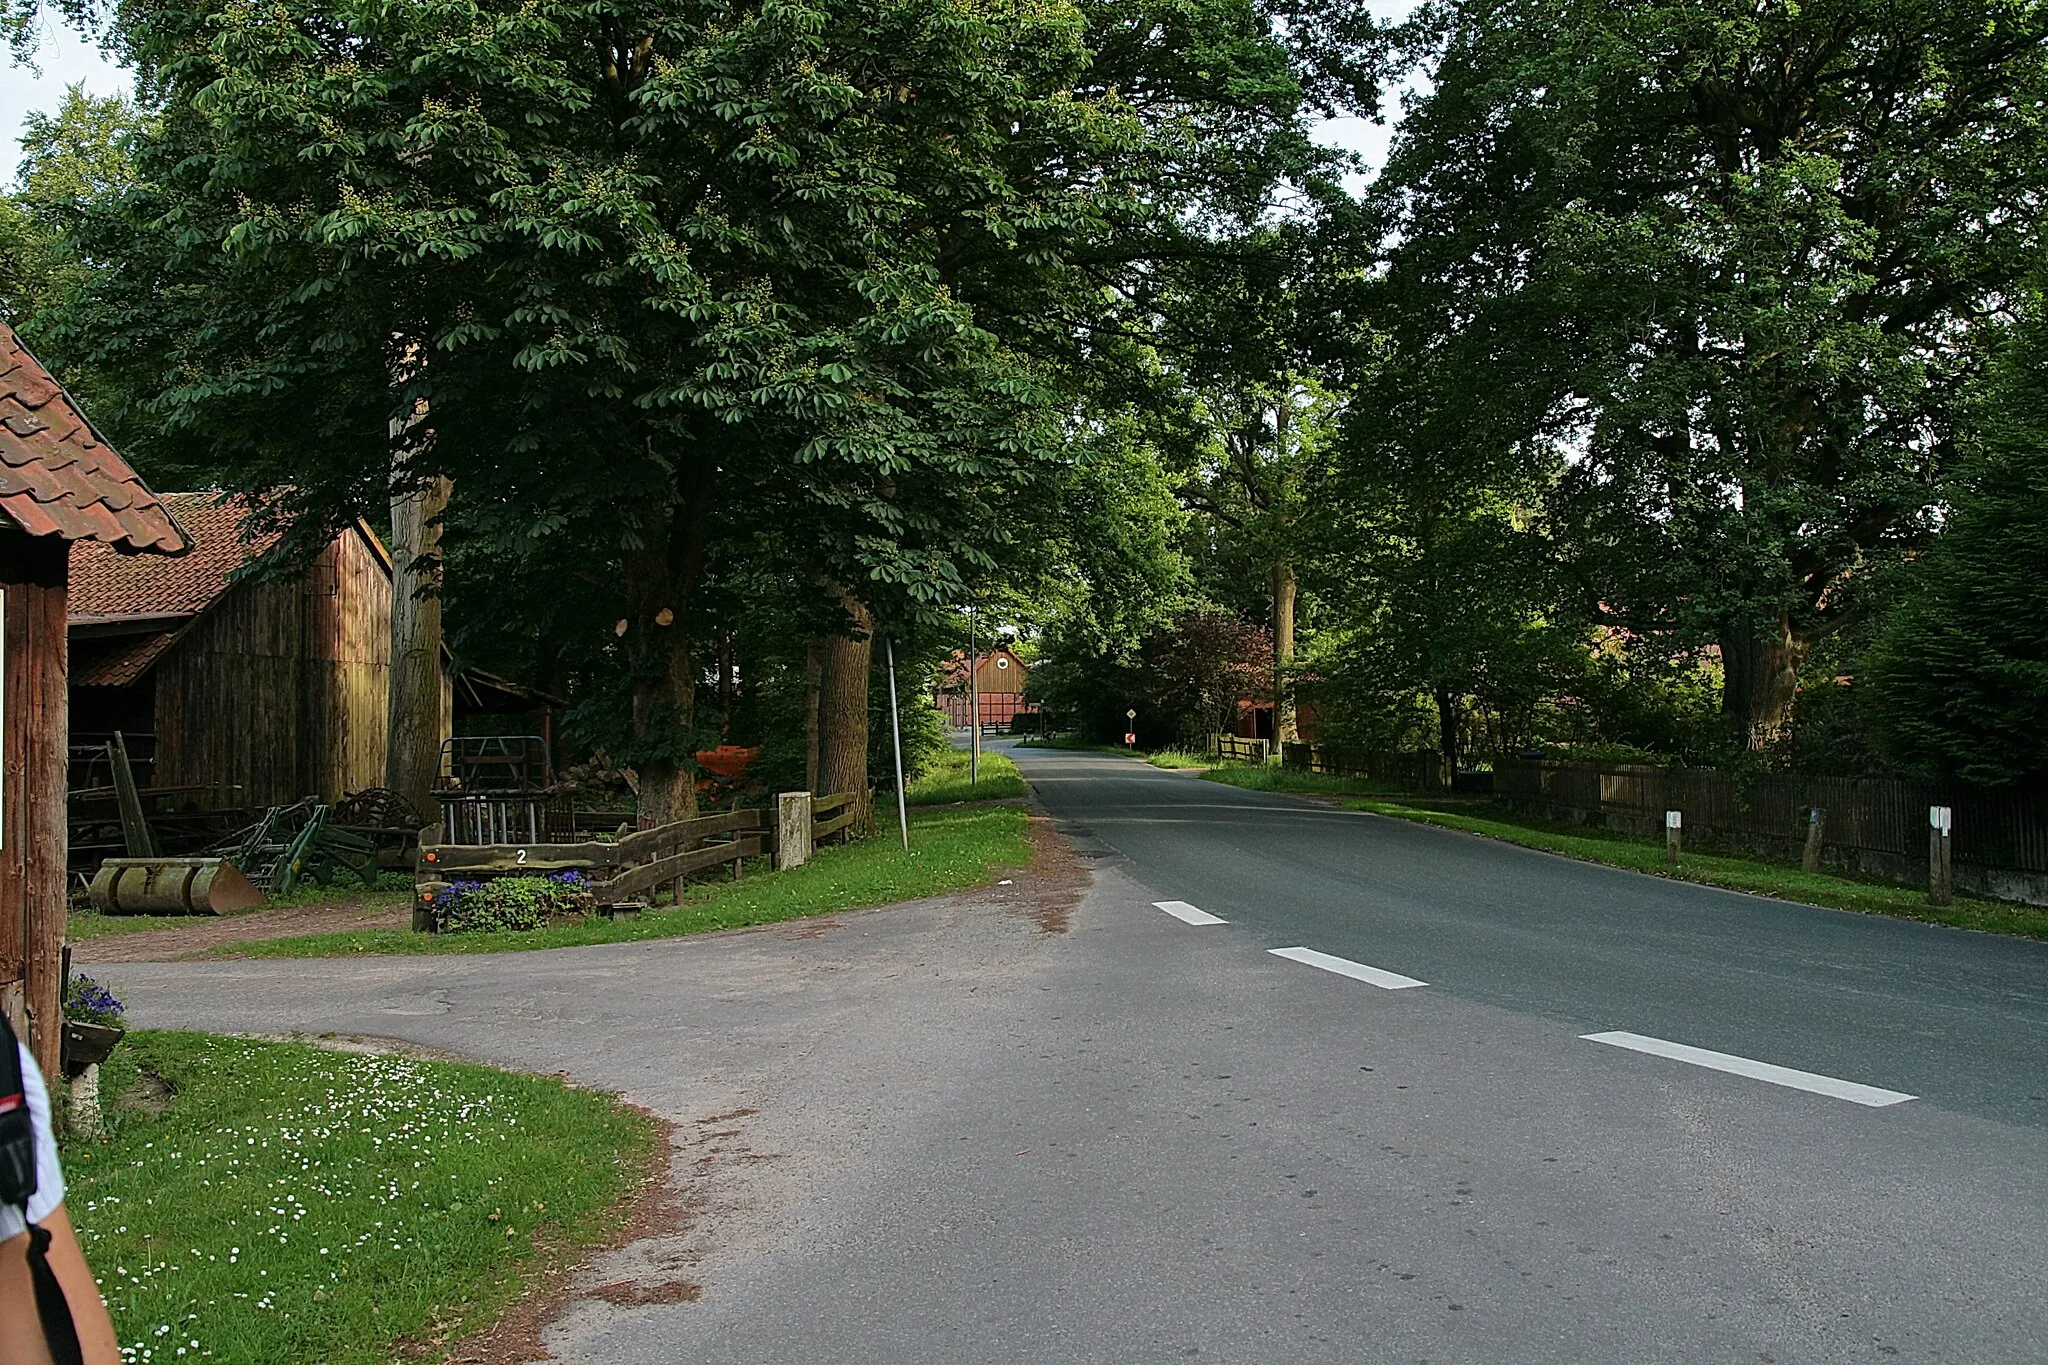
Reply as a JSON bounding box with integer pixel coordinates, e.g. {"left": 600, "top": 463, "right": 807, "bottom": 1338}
{"left": 444, "top": 1102, "right": 780, "bottom": 1364}
{"left": 74, "top": 897, "right": 412, "bottom": 963}
{"left": 956, "top": 811, "right": 1087, "bottom": 935}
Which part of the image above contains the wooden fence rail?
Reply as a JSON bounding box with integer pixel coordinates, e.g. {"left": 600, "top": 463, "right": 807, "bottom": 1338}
{"left": 1205, "top": 733, "right": 1272, "bottom": 764}
{"left": 414, "top": 790, "right": 866, "bottom": 930}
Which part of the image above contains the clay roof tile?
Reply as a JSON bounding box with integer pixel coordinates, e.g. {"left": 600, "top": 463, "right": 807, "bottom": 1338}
{"left": 0, "top": 322, "right": 188, "bottom": 555}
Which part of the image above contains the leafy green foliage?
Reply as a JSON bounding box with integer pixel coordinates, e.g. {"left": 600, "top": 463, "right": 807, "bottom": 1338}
{"left": 1859, "top": 317, "right": 2048, "bottom": 786}
{"left": 1033, "top": 606, "right": 1268, "bottom": 744}
{"left": 1370, "top": 0, "right": 2048, "bottom": 745}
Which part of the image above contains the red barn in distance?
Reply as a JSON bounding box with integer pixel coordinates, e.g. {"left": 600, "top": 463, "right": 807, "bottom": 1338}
{"left": 934, "top": 646, "right": 1038, "bottom": 730}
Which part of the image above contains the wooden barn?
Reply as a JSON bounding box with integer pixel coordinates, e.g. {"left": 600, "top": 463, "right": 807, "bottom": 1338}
{"left": 0, "top": 322, "right": 188, "bottom": 1075}
{"left": 934, "top": 645, "right": 1037, "bottom": 729}
{"left": 68, "top": 493, "right": 395, "bottom": 809}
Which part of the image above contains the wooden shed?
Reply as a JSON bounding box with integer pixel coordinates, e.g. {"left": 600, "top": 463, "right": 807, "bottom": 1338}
{"left": 68, "top": 493, "right": 395, "bottom": 810}
{"left": 0, "top": 323, "right": 187, "bottom": 1076}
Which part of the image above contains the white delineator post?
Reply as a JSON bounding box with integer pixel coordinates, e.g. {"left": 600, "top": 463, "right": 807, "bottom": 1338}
{"left": 777, "top": 791, "right": 815, "bottom": 871}
{"left": 1929, "top": 805, "right": 1953, "bottom": 907}
{"left": 1665, "top": 809, "right": 1683, "bottom": 866}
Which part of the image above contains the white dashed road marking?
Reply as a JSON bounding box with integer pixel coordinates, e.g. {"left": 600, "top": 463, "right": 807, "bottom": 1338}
{"left": 1268, "top": 946, "right": 1426, "bottom": 990}
{"left": 1154, "top": 900, "right": 1226, "bottom": 925}
{"left": 1581, "top": 1031, "right": 1916, "bottom": 1107}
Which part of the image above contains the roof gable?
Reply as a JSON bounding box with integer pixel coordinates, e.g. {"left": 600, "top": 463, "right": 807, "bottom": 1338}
{"left": 0, "top": 323, "right": 187, "bottom": 553}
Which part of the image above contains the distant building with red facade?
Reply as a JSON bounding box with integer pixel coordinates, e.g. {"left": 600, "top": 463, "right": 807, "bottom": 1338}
{"left": 934, "top": 646, "right": 1039, "bottom": 729}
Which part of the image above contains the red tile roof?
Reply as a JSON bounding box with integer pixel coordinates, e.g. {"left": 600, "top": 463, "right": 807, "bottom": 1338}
{"left": 0, "top": 323, "right": 187, "bottom": 553}
{"left": 71, "top": 631, "right": 177, "bottom": 687}
{"left": 69, "top": 492, "right": 277, "bottom": 619}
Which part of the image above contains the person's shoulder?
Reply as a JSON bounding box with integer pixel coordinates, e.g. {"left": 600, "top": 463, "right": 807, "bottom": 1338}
{"left": 9, "top": 1038, "right": 65, "bottom": 1229}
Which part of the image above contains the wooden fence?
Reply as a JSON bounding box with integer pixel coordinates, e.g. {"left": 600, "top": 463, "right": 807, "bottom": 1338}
{"left": 1205, "top": 733, "right": 1272, "bottom": 764}
{"left": 1494, "top": 761, "right": 2048, "bottom": 905}
{"left": 413, "top": 790, "right": 865, "bottom": 930}
{"left": 1281, "top": 743, "right": 1443, "bottom": 789}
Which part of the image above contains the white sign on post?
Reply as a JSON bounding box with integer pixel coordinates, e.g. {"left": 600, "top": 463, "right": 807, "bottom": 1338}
{"left": 1930, "top": 805, "right": 1952, "bottom": 835}
{"left": 1665, "top": 810, "right": 1682, "bottom": 830}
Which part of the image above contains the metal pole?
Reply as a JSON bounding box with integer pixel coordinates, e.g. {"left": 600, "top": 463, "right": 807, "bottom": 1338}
{"left": 968, "top": 607, "right": 980, "bottom": 786}
{"left": 887, "top": 637, "right": 910, "bottom": 851}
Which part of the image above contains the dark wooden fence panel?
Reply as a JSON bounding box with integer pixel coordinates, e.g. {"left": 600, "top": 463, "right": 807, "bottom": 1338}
{"left": 1279, "top": 742, "right": 1438, "bottom": 789}
{"left": 1495, "top": 761, "right": 2048, "bottom": 904}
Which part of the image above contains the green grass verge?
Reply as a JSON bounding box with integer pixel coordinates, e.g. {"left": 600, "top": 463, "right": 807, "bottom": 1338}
{"left": 1145, "top": 749, "right": 1211, "bottom": 769}
{"left": 66, "top": 877, "right": 413, "bottom": 942}
{"left": 215, "top": 805, "right": 1031, "bottom": 958}
{"left": 66, "top": 1030, "right": 659, "bottom": 1365}
{"left": 906, "top": 748, "right": 1027, "bottom": 804}
{"left": 1350, "top": 799, "right": 2048, "bottom": 939}
{"left": 1201, "top": 764, "right": 1408, "bottom": 797}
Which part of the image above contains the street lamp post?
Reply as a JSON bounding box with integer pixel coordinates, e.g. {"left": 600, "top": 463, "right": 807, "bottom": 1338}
{"left": 968, "top": 607, "right": 980, "bottom": 786}
{"left": 886, "top": 637, "right": 909, "bottom": 852}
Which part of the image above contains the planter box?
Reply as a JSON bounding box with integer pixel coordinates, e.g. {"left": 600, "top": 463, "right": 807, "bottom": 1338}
{"left": 63, "top": 1021, "right": 125, "bottom": 1078}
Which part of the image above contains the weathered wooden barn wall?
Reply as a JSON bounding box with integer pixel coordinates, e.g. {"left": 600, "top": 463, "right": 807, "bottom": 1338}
{"left": 305, "top": 529, "right": 391, "bottom": 800}
{"left": 0, "top": 532, "right": 70, "bottom": 1071}
{"left": 152, "top": 529, "right": 391, "bottom": 806}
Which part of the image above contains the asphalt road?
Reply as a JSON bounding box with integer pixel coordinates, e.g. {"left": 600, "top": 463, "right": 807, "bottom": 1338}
{"left": 1021, "top": 744, "right": 2048, "bottom": 1130}
{"left": 96, "top": 742, "right": 2048, "bottom": 1364}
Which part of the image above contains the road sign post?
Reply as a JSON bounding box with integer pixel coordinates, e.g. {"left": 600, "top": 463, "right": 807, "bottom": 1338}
{"left": 1665, "top": 809, "right": 1683, "bottom": 865}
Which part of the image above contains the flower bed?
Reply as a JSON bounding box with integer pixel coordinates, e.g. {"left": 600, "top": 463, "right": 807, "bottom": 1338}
{"left": 68, "top": 1031, "right": 660, "bottom": 1364}
{"left": 441, "top": 872, "right": 596, "bottom": 933}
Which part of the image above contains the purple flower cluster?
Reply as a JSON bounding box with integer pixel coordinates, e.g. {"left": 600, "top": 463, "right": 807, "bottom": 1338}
{"left": 65, "top": 974, "right": 125, "bottom": 1027}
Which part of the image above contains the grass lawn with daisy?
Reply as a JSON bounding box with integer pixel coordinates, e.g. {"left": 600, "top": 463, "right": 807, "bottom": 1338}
{"left": 66, "top": 1031, "right": 660, "bottom": 1364}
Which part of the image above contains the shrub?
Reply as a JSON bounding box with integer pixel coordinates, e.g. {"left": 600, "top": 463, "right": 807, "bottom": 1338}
{"left": 444, "top": 872, "right": 596, "bottom": 933}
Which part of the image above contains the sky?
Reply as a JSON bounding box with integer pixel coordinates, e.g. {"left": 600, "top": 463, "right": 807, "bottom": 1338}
{"left": 1, "top": 20, "right": 132, "bottom": 183}
{"left": 2, "top": 8, "right": 1418, "bottom": 187}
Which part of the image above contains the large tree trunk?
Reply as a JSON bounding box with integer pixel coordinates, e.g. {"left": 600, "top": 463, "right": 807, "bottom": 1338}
{"left": 803, "top": 640, "right": 823, "bottom": 795}
{"left": 386, "top": 472, "right": 451, "bottom": 818}
{"left": 1272, "top": 557, "right": 1298, "bottom": 745}
{"left": 626, "top": 479, "right": 712, "bottom": 829}
{"left": 1719, "top": 616, "right": 1813, "bottom": 751}
{"left": 816, "top": 589, "right": 873, "bottom": 799}
{"left": 1433, "top": 685, "right": 1459, "bottom": 787}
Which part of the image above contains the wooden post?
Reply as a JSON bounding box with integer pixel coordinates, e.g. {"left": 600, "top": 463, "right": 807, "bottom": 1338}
{"left": 0, "top": 533, "right": 71, "bottom": 1080}
{"left": 777, "top": 791, "right": 814, "bottom": 871}
{"left": 109, "top": 731, "right": 157, "bottom": 857}
{"left": 1929, "top": 805, "right": 1953, "bottom": 907}
{"left": 1802, "top": 808, "right": 1825, "bottom": 873}
{"left": 1665, "top": 809, "right": 1683, "bottom": 865}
